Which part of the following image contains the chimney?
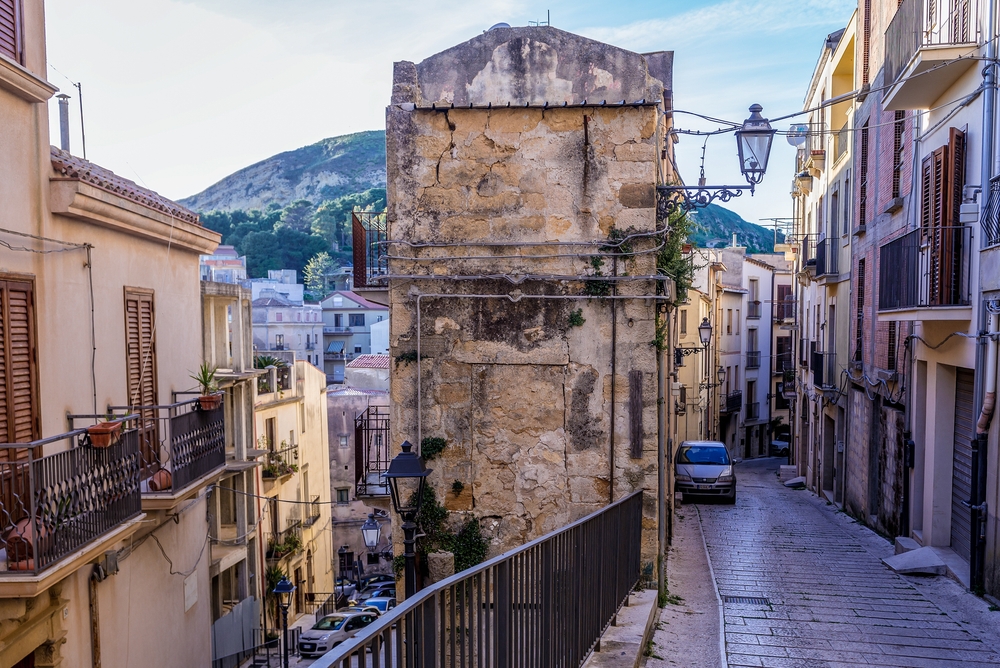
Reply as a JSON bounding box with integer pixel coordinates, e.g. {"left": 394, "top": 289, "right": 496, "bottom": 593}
{"left": 56, "top": 94, "right": 71, "bottom": 152}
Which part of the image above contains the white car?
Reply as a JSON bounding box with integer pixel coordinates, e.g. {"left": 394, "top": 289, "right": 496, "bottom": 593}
{"left": 675, "top": 440, "right": 737, "bottom": 504}
{"left": 297, "top": 611, "right": 378, "bottom": 658}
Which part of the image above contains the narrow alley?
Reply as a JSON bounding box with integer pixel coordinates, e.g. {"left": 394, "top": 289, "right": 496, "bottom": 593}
{"left": 652, "top": 458, "right": 1000, "bottom": 667}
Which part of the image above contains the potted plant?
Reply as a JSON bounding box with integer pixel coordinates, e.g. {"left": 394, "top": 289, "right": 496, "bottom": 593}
{"left": 190, "top": 363, "right": 221, "bottom": 410}
{"left": 87, "top": 413, "right": 122, "bottom": 448}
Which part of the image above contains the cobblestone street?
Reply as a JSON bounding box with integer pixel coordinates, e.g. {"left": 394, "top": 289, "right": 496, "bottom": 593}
{"left": 653, "top": 457, "right": 1000, "bottom": 667}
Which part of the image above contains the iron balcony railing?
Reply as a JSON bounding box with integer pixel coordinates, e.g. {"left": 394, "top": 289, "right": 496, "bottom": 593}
{"left": 834, "top": 122, "right": 849, "bottom": 162}
{"left": 324, "top": 326, "right": 353, "bottom": 334}
{"left": 99, "top": 398, "right": 226, "bottom": 494}
{"left": 885, "top": 0, "right": 982, "bottom": 87}
{"left": 812, "top": 351, "right": 838, "bottom": 389}
{"left": 315, "top": 491, "right": 643, "bottom": 668}
{"left": 721, "top": 391, "right": 743, "bottom": 414}
{"left": 352, "top": 209, "right": 388, "bottom": 289}
{"left": 799, "top": 234, "right": 818, "bottom": 269}
{"left": 324, "top": 352, "right": 348, "bottom": 361}
{"left": 303, "top": 495, "right": 321, "bottom": 527}
{"left": 355, "top": 406, "right": 390, "bottom": 496}
{"left": 746, "top": 350, "right": 761, "bottom": 369}
{"left": 878, "top": 226, "right": 972, "bottom": 310}
{"left": 747, "top": 300, "right": 762, "bottom": 319}
{"left": 262, "top": 444, "right": 299, "bottom": 479}
{"left": 984, "top": 176, "right": 1000, "bottom": 247}
{"left": 781, "top": 368, "right": 797, "bottom": 398}
{"left": 0, "top": 430, "right": 141, "bottom": 575}
{"left": 774, "top": 297, "right": 796, "bottom": 323}
{"left": 746, "top": 402, "right": 760, "bottom": 421}
{"left": 816, "top": 237, "right": 839, "bottom": 277}
{"left": 257, "top": 366, "right": 293, "bottom": 395}
{"left": 266, "top": 524, "right": 303, "bottom": 561}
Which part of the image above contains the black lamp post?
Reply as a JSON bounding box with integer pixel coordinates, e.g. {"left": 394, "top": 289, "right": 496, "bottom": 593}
{"left": 361, "top": 513, "right": 382, "bottom": 552}
{"left": 657, "top": 104, "right": 775, "bottom": 219}
{"left": 272, "top": 576, "right": 295, "bottom": 668}
{"left": 698, "top": 317, "right": 712, "bottom": 347}
{"left": 383, "top": 440, "right": 431, "bottom": 599}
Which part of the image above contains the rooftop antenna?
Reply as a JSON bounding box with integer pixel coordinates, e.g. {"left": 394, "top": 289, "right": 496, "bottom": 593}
{"left": 528, "top": 10, "right": 550, "bottom": 26}
{"left": 74, "top": 81, "right": 87, "bottom": 159}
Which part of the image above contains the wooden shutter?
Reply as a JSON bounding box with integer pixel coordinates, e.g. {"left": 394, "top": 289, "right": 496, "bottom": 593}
{"left": 124, "top": 288, "right": 159, "bottom": 474}
{"left": 921, "top": 130, "right": 965, "bottom": 304}
{"left": 0, "top": 0, "right": 21, "bottom": 64}
{"left": 0, "top": 278, "right": 38, "bottom": 461}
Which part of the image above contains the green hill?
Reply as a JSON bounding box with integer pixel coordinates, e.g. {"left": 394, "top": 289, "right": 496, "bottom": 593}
{"left": 687, "top": 204, "right": 784, "bottom": 253}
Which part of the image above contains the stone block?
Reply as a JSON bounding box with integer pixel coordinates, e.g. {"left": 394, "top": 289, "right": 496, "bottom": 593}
{"left": 894, "top": 536, "right": 921, "bottom": 554}
{"left": 618, "top": 183, "right": 655, "bottom": 208}
{"left": 426, "top": 551, "right": 455, "bottom": 585}
{"left": 613, "top": 142, "right": 656, "bottom": 162}
{"left": 882, "top": 547, "right": 946, "bottom": 575}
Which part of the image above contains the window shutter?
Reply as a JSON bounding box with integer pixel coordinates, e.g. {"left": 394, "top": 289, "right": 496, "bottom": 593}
{"left": 124, "top": 289, "right": 159, "bottom": 474}
{"left": 0, "top": 279, "right": 38, "bottom": 461}
{"left": 0, "top": 0, "right": 21, "bottom": 64}
{"left": 949, "top": 127, "right": 966, "bottom": 226}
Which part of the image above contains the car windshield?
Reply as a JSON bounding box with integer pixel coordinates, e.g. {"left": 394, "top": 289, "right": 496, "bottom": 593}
{"left": 313, "top": 616, "right": 348, "bottom": 631}
{"left": 678, "top": 446, "right": 731, "bottom": 465}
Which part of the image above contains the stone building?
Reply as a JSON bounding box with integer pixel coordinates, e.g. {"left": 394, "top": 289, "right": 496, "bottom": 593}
{"left": 384, "top": 26, "right": 677, "bottom": 581}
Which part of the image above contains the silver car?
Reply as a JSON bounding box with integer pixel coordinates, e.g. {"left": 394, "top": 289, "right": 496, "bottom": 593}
{"left": 675, "top": 440, "right": 736, "bottom": 503}
{"left": 297, "top": 611, "right": 378, "bottom": 657}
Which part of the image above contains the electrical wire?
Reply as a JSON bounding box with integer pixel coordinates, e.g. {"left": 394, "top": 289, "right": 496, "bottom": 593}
{"left": 148, "top": 531, "right": 210, "bottom": 577}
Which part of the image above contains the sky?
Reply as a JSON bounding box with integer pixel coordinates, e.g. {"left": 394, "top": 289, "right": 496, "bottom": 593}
{"left": 44, "top": 0, "right": 856, "bottom": 228}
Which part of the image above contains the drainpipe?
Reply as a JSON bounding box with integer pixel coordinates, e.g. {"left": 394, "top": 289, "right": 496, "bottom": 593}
{"left": 90, "top": 566, "right": 103, "bottom": 668}
{"left": 657, "top": 302, "right": 667, "bottom": 596}
{"left": 972, "top": 310, "right": 998, "bottom": 590}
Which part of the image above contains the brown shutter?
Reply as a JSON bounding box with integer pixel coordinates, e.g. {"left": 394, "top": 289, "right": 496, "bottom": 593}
{"left": 948, "top": 128, "right": 966, "bottom": 226}
{"left": 0, "top": 278, "right": 38, "bottom": 461}
{"left": 0, "top": 0, "right": 21, "bottom": 64}
{"left": 124, "top": 288, "right": 159, "bottom": 475}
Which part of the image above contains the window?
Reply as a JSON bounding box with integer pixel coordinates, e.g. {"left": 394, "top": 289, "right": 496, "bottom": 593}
{"left": 377, "top": 316, "right": 383, "bottom": 322}
{"left": 777, "top": 284, "right": 792, "bottom": 320}
{"left": 125, "top": 287, "right": 158, "bottom": 473}
{"left": 775, "top": 382, "right": 790, "bottom": 409}
{"left": 843, "top": 172, "right": 851, "bottom": 233}
{"left": 349, "top": 314, "right": 365, "bottom": 327}
{"left": 776, "top": 336, "right": 792, "bottom": 372}
{"left": 0, "top": 1, "right": 23, "bottom": 64}
{"left": 892, "top": 111, "right": 906, "bottom": 198}
{"left": 367, "top": 553, "right": 380, "bottom": 565}
{"left": 680, "top": 309, "right": 687, "bottom": 335}
{"left": 855, "top": 259, "right": 866, "bottom": 362}
{"left": 679, "top": 386, "right": 687, "bottom": 404}
{"left": 0, "top": 277, "right": 38, "bottom": 453}
{"left": 862, "top": 0, "right": 871, "bottom": 85}
{"left": 748, "top": 279, "right": 758, "bottom": 303}
{"left": 830, "top": 186, "right": 839, "bottom": 238}
{"left": 336, "top": 488, "right": 349, "bottom": 504}
{"left": 297, "top": 312, "right": 301, "bottom": 322}
{"left": 276, "top": 312, "right": 282, "bottom": 322}
{"left": 920, "top": 129, "right": 965, "bottom": 304}
{"left": 339, "top": 435, "right": 349, "bottom": 447}
{"left": 735, "top": 309, "right": 740, "bottom": 335}
{"left": 859, "top": 123, "right": 869, "bottom": 229}
{"left": 726, "top": 309, "right": 732, "bottom": 335}
{"left": 335, "top": 314, "right": 343, "bottom": 327}
{"left": 887, "top": 321, "right": 898, "bottom": 372}
{"left": 275, "top": 334, "right": 284, "bottom": 349}
{"left": 748, "top": 328, "right": 758, "bottom": 352}
{"left": 354, "top": 346, "right": 362, "bottom": 354}
{"left": 265, "top": 418, "right": 276, "bottom": 450}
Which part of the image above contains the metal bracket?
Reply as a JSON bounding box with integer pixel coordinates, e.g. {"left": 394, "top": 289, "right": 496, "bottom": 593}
{"left": 656, "top": 184, "right": 753, "bottom": 221}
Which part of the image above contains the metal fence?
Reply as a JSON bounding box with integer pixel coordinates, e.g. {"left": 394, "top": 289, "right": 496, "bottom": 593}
{"left": 355, "top": 406, "right": 390, "bottom": 496}
{"left": 879, "top": 226, "right": 972, "bottom": 310}
{"left": 747, "top": 301, "right": 762, "bottom": 319}
{"left": 353, "top": 209, "right": 389, "bottom": 289}
{"left": 314, "top": 491, "right": 643, "bottom": 668}
{"left": 885, "top": 0, "right": 982, "bottom": 87}
{"left": 816, "top": 237, "right": 839, "bottom": 277}
{"left": 811, "top": 351, "right": 838, "bottom": 389}
{"left": 0, "top": 430, "right": 141, "bottom": 574}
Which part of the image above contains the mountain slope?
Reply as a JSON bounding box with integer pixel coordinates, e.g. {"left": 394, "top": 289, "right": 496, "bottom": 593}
{"left": 180, "top": 130, "right": 387, "bottom": 212}
{"left": 687, "top": 204, "right": 783, "bottom": 253}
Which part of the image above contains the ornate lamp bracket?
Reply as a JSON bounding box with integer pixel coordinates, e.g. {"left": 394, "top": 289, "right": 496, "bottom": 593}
{"left": 656, "top": 185, "right": 753, "bottom": 222}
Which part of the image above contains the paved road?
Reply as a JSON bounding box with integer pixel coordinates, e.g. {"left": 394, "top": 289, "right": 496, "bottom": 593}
{"left": 682, "top": 457, "right": 1000, "bottom": 667}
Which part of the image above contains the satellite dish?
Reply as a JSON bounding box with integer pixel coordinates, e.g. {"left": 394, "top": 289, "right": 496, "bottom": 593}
{"left": 488, "top": 22, "right": 511, "bottom": 31}
{"left": 786, "top": 124, "right": 809, "bottom": 147}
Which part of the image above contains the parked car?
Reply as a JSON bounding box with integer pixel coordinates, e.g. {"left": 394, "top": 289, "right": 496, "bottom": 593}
{"left": 337, "top": 605, "right": 382, "bottom": 617}
{"left": 350, "top": 585, "right": 396, "bottom": 604}
{"left": 361, "top": 573, "right": 395, "bottom": 587}
{"left": 298, "top": 611, "right": 379, "bottom": 658}
{"left": 675, "top": 440, "right": 736, "bottom": 504}
{"left": 334, "top": 577, "right": 356, "bottom": 600}
{"left": 770, "top": 440, "right": 789, "bottom": 457}
{"left": 362, "top": 596, "right": 397, "bottom": 614}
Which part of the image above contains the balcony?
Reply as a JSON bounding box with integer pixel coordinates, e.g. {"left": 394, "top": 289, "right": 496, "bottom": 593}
{"left": 324, "top": 326, "right": 353, "bottom": 335}
{"left": 800, "top": 234, "right": 818, "bottom": 272}
{"left": 352, "top": 209, "right": 389, "bottom": 299}
{"left": 834, "top": 122, "right": 849, "bottom": 163}
{"left": 0, "top": 430, "right": 142, "bottom": 589}
{"left": 266, "top": 525, "right": 303, "bottom": 562}
{"left": 746, "top": 402, "right": 761, "bottom": 422}
{"left": 262, "top": 444, "right": 299, "bottom": 480}
{"left": 883, "top": 0, "right": 982, "bottom": 111}
{"left": 302, "top": 496, "right": 321, "bottom": 527}
{"left": 257, "top": 365, "right": 293, "bottom": 395}
{"left": 96, "top": 398, "right": 226, "bottom": 508}
{"left": 720, "top": 391, "right": 743, "bottom": 415}
{"left": 747, "top": 300, "right": 762, "bottom": 319}
{"left": 878, "top": 226, "right": 972, "bottom": 321}
{"left": 774, "top": 298, "right": 796, "bottom": 324}
{"left": 305, "top": 341, "right": 316, "bottom": 350}
{"left": 782, "top": 368, "right": 797, "bottom": 398}
{"left": 746, "top": 350, "right": 761, "bottom": 369}
{"left": 355, "top": 406, "right": 390, "bottom": 497}
{"left": 816, "top": 237, "right": 840, "bottom": 278}
{"left": 812, "top": 351, "right": 838, "bottom": 390}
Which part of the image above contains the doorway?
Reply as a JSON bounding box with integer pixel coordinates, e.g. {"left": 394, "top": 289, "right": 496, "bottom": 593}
{"left": 822, "top": 415, "right": 835, "bottom": 495}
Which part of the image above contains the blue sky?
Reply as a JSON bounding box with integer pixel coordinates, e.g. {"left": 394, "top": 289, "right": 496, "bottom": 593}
{"left": 44, "top": 0, "right": 855, "bottom": 226}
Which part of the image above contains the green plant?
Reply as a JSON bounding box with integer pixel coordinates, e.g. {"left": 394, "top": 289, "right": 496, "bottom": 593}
{"left": 568, "top": 309, "right": 585, "bottom": 328}
{"left": 451, "top": 518, "right": 488, "bottom": 572}
{"left": 451, "top": 480, "right": 465, "bottom": 495}
{"left": 652, "top": 315, "right": 668, "bottom": 352}
{"left": 264, "top": 565, "right": 287, "bottom": 628}
{"left": 254, "top": 355, "right": 288, "bottom": 369}
{"left": 583, "top": 256, "right": 612, "bottom": 297}
{"left": 656, "top": 209, "right": 702, "bottom": 305}
{"left": 392, "top": 554, "right": 406, "bottom": 577}
{"left": 421, "top": 437, "right": 447, "bottom": 460}
{"left": 395, "top": 350, "right": 424, "bottom": 365}
{"left": 190, "top": 363, "right": 218, "bottom": 394}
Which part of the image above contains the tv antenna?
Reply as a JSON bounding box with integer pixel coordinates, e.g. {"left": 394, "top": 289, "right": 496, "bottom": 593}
{"left": 528, "top": 10, "right": 550, "bottom": 26}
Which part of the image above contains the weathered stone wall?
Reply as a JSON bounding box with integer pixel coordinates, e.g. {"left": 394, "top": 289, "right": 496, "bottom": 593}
{"left": 385, "top": 27, "right": 670, "bottom": 572}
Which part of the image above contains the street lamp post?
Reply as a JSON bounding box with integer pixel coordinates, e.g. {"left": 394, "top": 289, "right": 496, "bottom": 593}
{"left": 698, "top": 318, "right": 713, "bottom": 439}
{"left": 272, "top": 576, "right": 295, "bottom": 668}
{"left": 383, "top": 440, "right": 431, "bottom": 599}
{"left": 361, "top": 513, "right": 381, "bottom": 552}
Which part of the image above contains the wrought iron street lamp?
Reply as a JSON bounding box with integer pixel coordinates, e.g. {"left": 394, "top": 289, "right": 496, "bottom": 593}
{"left": 361, "top": 513, "right": 381, "bottom": 552}
{"left": 382, "top": 440, "right": 431, "bottom": 598}
{"left": 657, "top": 104, "right": 775, "bottom": 219}
{"left": 272, "top": 576, "right": 295, "bottom": 668}
{"left": 698, "top": 317, "right": 712, "bottom": 347}
{"left": 717, "top": 365, "right": 727, "bottom": 385}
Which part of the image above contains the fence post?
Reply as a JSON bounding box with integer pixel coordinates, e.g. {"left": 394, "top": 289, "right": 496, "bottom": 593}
{"left": 495, "top": 559, "right": 511, "bottom": 668}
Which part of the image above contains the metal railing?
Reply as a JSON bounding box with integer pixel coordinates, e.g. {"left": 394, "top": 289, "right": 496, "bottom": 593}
{"left": 262, "top": 444, "right": 299, "bottom": 479}
{"left": 984, "top": 175, "right": 1000, "bottom": 247}
{"left": 98, "top": 398, "right": 226, "bottom": 493}
{"left": 816, "top": 237, "right": 839, "bottom": 277}
{"left": 355, "top": 406, "right": 390, "bottom": 496}
{"left": 353, "top": 209, "right": 389, "bottom": 289}
{"left": 746, "top": 402, "right": 760, "bottom": 421}
{"left": 811, "top": 351, "right": 838, "bottom": 389}
{"left": 266, "top": 524, "right": 303, "bottom": 561}
{"left": 774, "top": 297, "right": 796, "bottom": 323}
{"left": 746, "top": 350, "right": 761, "bottom": 369}
{"left": 800, "top": 234, "right": 817, "bottom": 268}
{"left": 257, "top": 366, "right": 293, "bottom": 395}
{"left": 878, "top": 226, "right": 972, "bottom": 310}
{"left": 747, "top": 301, "right": 762, "bottom": 319}
{"left": 834, "top": 122, "right": 849, "bottom": 162}
{"left": 0, "top": 430, "right": 141, "bottom": 575}
{"left": 315, "top": 491, "right": 643, "bottom": 668}
{"left": 303, "top": 496, "right": 322, "bottom": 527}
{"left": 324, "top": 326, "right": 353, "bottom": 334}
{"left": 211, "top": 629, "right": 301, "bottom": 668}
{"left": 721, "top": 391, "right": 743, "bottom": 414}
{"left": 885, "top": 0, "right": 982, "bottom": 87}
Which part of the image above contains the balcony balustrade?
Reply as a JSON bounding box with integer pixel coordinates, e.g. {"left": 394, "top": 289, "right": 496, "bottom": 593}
{"left": 811, "top": 351, "right": 838, "bottom": 389}
{"left": 800, "top": 234, "right": 818, "bottom": 270}
{"left": 324, "top": 326, "right": 353, "bottom": 335}
{"left": 262, "top": 443, "right": 299, "bottom": 479}
{"left": 746, "top": 350, "right": 761, "bottom": 369}
{"left": 747, "top": 301, "right": 762, "bottom": 319}
{"left": 878, "top": 226, "right": 972, "bottom": 315}
{"left": 721, "top": 391, "right": 743, "bottom": 414}
{"left": 352, "top": 209, "right": 388, "bottom": 290}
{"left": 834, "top": 122, "right": 849, "bottom": 162}
{"left": 257, "top": 365, "right": 293, "bottom": 395}
{"left": 816, "top": 237, "right": 839, "bottom": 277}
{"left": 99, "top": 397, "right": 226, "bottom": 496}
{"left": 354, "top": 406, "right": 390, "bottom": 497}
{"left": 266, "top": 524, "right": 303, "bottom": 561}
{"left": 746, "top": 402, "right": 761, "bottom": 421}
{"left": 303, "top": 496, "right": 321, "bottom": 527}
{"left": 0, "top": 430, "right": 141, "bottom": 575}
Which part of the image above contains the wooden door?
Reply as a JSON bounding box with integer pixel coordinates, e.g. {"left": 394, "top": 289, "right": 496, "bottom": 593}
{"left": 124, "top": 288, "right": 159, "bottom": 476}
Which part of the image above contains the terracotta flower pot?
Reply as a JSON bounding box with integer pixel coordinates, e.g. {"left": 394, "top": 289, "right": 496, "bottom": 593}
{"left": 148, "top": 469, "right": 173, "bottom": 492}
{"left": 5, "top": 517, "right": 46, "bottom": 561}
{"left": 87, "top": 421, "right": 122, "bottom": 448}
{"left": 198, "top": 394, "right": 223, "bottom": 411}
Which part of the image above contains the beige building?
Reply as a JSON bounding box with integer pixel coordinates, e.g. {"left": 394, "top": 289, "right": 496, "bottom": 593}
{"left": 383, "top": 26, "right": 677, "bottom": 585}
{"left": 254, "top": 359, "right": 334, "bottom": 624}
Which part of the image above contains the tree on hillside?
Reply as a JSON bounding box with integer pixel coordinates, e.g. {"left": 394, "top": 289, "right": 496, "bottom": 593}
{"left": 275, "top": 199, "right": 315, "bottom": 233}
{"left": 240, "top": 231, "right": 284, "bottom": 277}
{"left": 311, "top": 200, "right": 342, "bottom": 247}
{"left": 303, "top": 252, "right": 337, "bottom": 297}
{"left": 311, "top": 188, "right": 387, "bottom": 248}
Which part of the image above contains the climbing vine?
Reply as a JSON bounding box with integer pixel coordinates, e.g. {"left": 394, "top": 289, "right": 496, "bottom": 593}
{"left": 420, "top": 436, "right": 447, "bottom": 460}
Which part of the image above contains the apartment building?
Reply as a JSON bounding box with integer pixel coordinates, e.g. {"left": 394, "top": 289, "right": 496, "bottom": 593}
{"left": 200, "top": 245, "right": 249, "bottom": 285}
{"left": 320, "top": 291, "right": 388, "bottom": 384}
{"left": 250, "top": 271, "right": 324, "bottom": 369}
